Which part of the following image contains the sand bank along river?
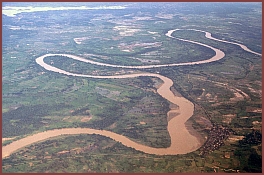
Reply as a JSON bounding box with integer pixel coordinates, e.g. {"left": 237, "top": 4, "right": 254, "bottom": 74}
{"left": 2, "top": 29, "right": 261, "bottom": 159}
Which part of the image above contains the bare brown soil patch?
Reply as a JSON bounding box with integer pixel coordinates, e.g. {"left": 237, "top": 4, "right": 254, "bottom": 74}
{"left": 140, "top": 121, "right": 146, "bottom": 125}
{"left": 246, "top": 107, "right": 262, "bottom": 113}
{"left": 222, "top": 114, "right": 236, "bottom": 124}
{"left": 227, "top": 136, "right": 244, "bottom": 143}
{"left": 81, "top": 116, "right": 92, "bottom": 122}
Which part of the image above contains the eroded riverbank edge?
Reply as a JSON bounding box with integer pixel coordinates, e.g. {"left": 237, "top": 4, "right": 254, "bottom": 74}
{"left": 3, "top": 28, "right": 261, "bottom": 159}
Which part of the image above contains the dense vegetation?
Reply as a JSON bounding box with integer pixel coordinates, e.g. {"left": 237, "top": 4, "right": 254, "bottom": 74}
{"left": 2, "top": 2, "right": 262, "bottom": 173}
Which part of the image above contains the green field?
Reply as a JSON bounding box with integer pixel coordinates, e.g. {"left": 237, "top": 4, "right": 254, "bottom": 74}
{"left": 2, "top": 2, "right": 262, "bottom": 173}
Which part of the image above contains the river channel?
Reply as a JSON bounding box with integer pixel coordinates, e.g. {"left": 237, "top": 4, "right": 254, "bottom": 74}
{"left": 2, "top": 29, "right": 261, "bottom": 159}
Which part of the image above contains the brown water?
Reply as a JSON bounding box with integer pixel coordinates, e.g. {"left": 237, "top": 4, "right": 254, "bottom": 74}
{"left": 2, "top": 71, "right": 200, "bottom": 158}
{"left": 4, "top": 29, "right": 260, "bottom": 159}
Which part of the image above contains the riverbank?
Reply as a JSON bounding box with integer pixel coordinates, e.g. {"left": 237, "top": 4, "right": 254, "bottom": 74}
{"left": 2, "top": 71, "right": 199, "bottom": 158}
{"left": 3, "top": 28, "right": 261, "bottom": 159}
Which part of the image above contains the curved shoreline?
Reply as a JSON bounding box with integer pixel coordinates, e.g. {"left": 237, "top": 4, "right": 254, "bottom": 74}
{"left": 2, "top": 28, "right": 261, "bottom": 159}
{"left": 168, "top": 29, "right": 262, "bottom": 56}
{"left": 2, "top": 70, "right": 200, "bottom": 158}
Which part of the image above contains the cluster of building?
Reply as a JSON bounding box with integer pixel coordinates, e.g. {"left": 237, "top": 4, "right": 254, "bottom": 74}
{"left": 199, "top": 124, "right": 233, "bottom": 156}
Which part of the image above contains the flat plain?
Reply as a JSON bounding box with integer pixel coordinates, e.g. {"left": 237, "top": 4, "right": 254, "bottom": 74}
{"left": 2, "top": 2, "right": 262, "bottom": 173}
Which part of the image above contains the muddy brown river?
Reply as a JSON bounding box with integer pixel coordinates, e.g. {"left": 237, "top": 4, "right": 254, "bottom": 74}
{"left": 2, "top": 29, "right": 261, "bottom": 159}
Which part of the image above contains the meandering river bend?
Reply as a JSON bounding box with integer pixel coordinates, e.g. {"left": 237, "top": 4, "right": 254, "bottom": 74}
{"left": 2, "top": 29, "right": 261, "bottom": 159}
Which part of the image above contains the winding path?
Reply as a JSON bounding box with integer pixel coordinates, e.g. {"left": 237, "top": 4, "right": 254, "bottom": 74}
{"left": 2, "top": 29, "right": 261, "bottom": 159}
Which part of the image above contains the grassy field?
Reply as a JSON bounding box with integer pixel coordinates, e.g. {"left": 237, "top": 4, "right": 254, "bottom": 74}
{"left": 2, "top": 2, "right": 262, "bottom": 173}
